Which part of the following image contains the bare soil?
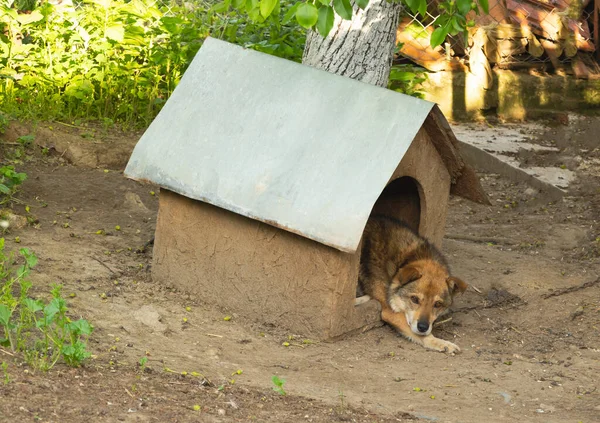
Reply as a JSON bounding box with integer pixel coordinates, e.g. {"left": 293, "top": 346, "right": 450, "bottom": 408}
{"left": 0, "top": 117, "right": 599, "bottom": 423}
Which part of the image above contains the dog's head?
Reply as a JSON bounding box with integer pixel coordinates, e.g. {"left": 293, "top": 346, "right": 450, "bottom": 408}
{"left": 387, "top": 260, "right": 467, "bottom": 336}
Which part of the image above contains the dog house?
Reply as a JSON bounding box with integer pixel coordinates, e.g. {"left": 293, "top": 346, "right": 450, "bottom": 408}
{"left": 124, "top": 38, "right": 487, "bottom": 340}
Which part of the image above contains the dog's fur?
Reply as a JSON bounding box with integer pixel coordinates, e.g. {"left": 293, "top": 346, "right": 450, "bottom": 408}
{"left": 358, "top": 215, "right": 467, "bottom": 353}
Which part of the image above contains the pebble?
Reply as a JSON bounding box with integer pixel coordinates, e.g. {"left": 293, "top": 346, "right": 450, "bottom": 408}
{"left": 524, "top": 188, "right": 538, "bottom": 197}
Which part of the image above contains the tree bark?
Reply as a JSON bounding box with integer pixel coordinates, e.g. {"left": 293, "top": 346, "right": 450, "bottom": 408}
{"left": 302, "top": 0, "right": 403, "bottom": 88}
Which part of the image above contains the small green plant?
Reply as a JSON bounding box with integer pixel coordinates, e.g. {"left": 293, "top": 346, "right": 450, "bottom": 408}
{"left": 139, "top": 356, "right": 148, "bottom": 371}
{"left": 101, "top": 118, "right": 115, "bottom": 135}
{"left": 16, "top": 135, "right": 35, "bottom": 147}
{"left": 0, "top": 166, "right": 27, "bottom": 205}
{"left": 1, "top": 361, "right": 8, "bottom": 384}
{"left": 388, "top": 62, "right": 428, "bottom": 99}
{"left": 337, "top": 389, "right": 346, "bottom": 413}
{"left": 272, "top": 375, "right": 286, "bottom": 395}
{"left": 0, "top": 240, "right": 93, "bottom": 370}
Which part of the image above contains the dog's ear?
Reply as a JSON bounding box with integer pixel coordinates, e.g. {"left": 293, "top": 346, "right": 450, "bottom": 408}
{"left": 447, "top": 276, "right": 468, "bottom": 297}
{"left": 385, "top": 261, "right": 397, "bottom": 278}
{"left": 392, "top": 265, "right": 422, "bottom": 288}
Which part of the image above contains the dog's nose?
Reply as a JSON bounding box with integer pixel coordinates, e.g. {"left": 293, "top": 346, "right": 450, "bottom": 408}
{"left": 417, "top": 321, "right": 429, "bottom": 333}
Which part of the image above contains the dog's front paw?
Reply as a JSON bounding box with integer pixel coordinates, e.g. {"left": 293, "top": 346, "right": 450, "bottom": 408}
{"left": 423, "top": 336, "right": 460, "bottom": 354}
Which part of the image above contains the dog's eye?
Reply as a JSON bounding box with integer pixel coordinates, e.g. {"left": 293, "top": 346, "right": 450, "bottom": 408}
{"left": 434, "top": 301, "right": 443, "bottom": 308}
{"left": 410, "top": 296, "right": 420, "bottom": 305}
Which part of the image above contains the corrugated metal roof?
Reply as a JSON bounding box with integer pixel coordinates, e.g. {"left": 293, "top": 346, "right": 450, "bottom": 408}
{"left": 124, "top": 37, "right": 436, "bottom": 253}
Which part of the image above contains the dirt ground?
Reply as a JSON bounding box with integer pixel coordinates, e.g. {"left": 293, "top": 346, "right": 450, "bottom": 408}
{"left": 0, "top": 116, "right": 599, "bottom": 423}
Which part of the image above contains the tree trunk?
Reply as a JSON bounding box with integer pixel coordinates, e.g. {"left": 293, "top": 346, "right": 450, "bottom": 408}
{"left": 302, "top": 0, "right": 403, "bottom": 88}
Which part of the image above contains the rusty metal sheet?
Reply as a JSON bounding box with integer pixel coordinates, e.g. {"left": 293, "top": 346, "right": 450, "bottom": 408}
{"left": 124, "top": 37, "right": 435, "bottom": 253}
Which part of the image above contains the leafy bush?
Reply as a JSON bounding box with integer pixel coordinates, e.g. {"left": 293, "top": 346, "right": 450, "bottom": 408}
{"left": 0, "top": 0, "right": 306, "bottom": 127}
{"left": 0, "top": 241, "right": 93, "bottom": 370}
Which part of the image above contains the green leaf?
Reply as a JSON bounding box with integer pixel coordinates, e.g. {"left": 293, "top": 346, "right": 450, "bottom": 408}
{"left": 68, "top": 319, "right": 94, "bottom": 336}
{"left": 389, "top": 71, "right": 416, "bottom": 81}
{"left": 16, "top": 265, "right": 28, "bottom": 279}
{"left": 17, "top": 135, "right": 35, "bottom": 146}
{"left": 271, "top": 0, "right": 281, "bottom": 17}
{"left": 62, "top": 340, "right": 91, "bottom": 366}
{"left": 43, "top": 299, "right": 61, "bottom": 323}
{"left": 233, "top": 0, "right": 245, "bottom": 8}
{"left": 433, "top": 14, "right": 449, "bottom": 27}
{"left": 210, "top": 1, "right": 229, "bottom": 13}
{"left": 23, "top": 298, "right": 43, "bottom": 313}
{"left": 417, "top": 0, "right": 426, "bottom": 17}
{"left": 0, "top": 6, "right": 18, "bottom": 21}
{"left": 282, "top": 2, "right": 300, "bottom": 24}
{"left": 404, "top": 0, "right": 419, "bottom": 14}
{"left": 19, "top": 280, "right": 32, "bottom": 295}
{"left": 20, "top": 248, "right": 37, "bottom": 268}
{"left": 0, "top": 305, "right": 11, "bottom": 326}
{"left": 160, "top": 17, "right": 184, "bottom": 35}
{"left": 105, "top": 25, "right": 125, "bottom": 42}
{"left": 430, "top": 26, "right": 448, "bottom": 48}
{"left": 333, "top": 0, "right": 352, "bottom": 20}
{"left": 0, "top": 185, "right": 9, "bottom": 195}
{"left": 316, "top": 5, "right": 334, "bottom": 36}
{"left": 451, "top": 17, "right": 464, "bottom": 34}
{"left": 246, "top": 0, "right": 262, "bottom": 21}
{"left": 456, "top": 0, "right": 471, "bottom": 15}
{"left": 296, "top": 3, "right": 319, "bottom": 28}
{"left": 123, "top": 22, "right": 147, "bottom": 45}
{"left": 479, "top": 0, "right": 489, "bottom": 14}
{"left": 260, "top": 0, "right": 278, "bottom": 18}
{"left": 355, "top": 0, "right": 369, "bottom": 10}
{"left": 16, "top": 10, "right": 43, "bottom": 25}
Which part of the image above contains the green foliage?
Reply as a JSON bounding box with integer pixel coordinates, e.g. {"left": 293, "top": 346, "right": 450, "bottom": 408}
{"left": 316, "top": 5, "right": 334, "bottom": 36}
{"left": 0, "top": 166, "right": 27, "bottom": 204}
{"left": 0, "top": 0, "right": 306, "bottom": 127}
{"left": 296, "top": 2, "right": 318, "bottom": 28}
{"left": 0, "top": 241, "right": 93, "bottom": 370}
{"left": 388, "top": 63, "right": 428, "bottom": 99}
{"left": 333, "top": 0, "right": 352, "bottom": 20}
{"left": 16, "top": 135, "right": 34, "bottom": 147}
{"left": 0, "top": 0, "right": 485, "bottom": 126}
{"left": 270, "top": 0, "right": 487, "bottom": 44}
{"left": 429, "top": 0, "right": 488, "bottom": 47}
{"left": 272, "top": 375, "right": 286, "bottom": 395}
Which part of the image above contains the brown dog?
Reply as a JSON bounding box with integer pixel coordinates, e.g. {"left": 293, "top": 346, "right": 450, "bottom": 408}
{"left": 358, "top": 215, "right": 467, "bottom": 353}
